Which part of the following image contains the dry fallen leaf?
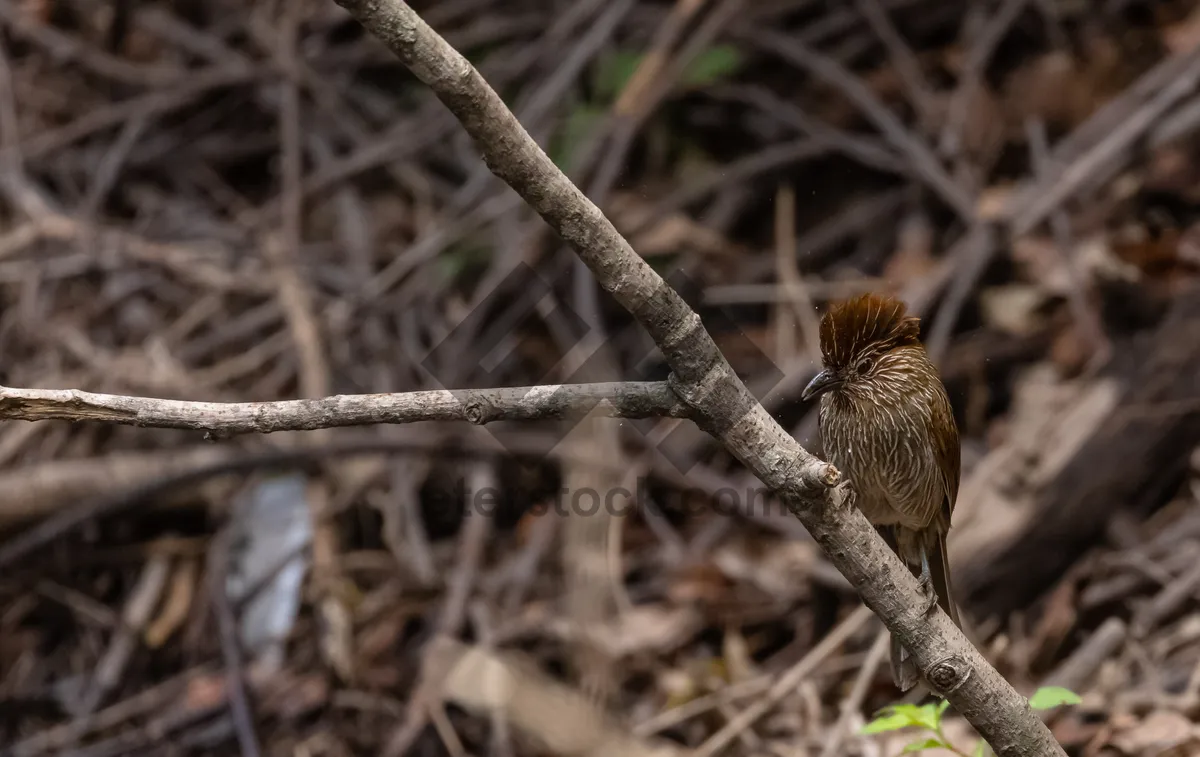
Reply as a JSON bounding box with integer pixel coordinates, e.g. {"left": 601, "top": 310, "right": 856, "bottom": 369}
{"left": 1163, "top": 4, "right": 1200, "bottom": 55}
{"left": 1049, "top": 324, "right": 1091, "bottom": 377}
{"left": 959, "top": 84, "right": 1007, "bottom": 161}
{"left": 1144, "top": 144, "right": 1198, "bottom": 197}
{"left": 1003, "top": 51, "right": 1098, "bottom": 132}
{"left": 434, "top": 638, "right": 686, "bottom": 757}
{"left": 1111, "top": 225, "right": 1183, "bottom": 273}
{"left": 1051, "top": 712, "right": 1105, "bottom": 750}
{"left": 1012, "top": 234, "right": 1139, "bottom": 298}
{"left": 979, "top": 284, "right": 1047, "bottom": 336}
{"left": 667, "top": 561, "right": 735, "bottom": 605}
{"left": 711, "top": 535, "right": 817, "bottom": 602}
{"left": 1176, "top": 223, "right": 1200, "bottom": 266}
{"left": 721, "top": 625, "right": 758, "bottom": 683}
{"left": 1027, "top": 569, "right": 1081, "bottom": 671}
{"left": 1108, "top": 710, "right": 1200, "bottom": 756}
{"left": 589, "top": 605, "right": 703, "bottom": 659}
{"left": 976, "top": 184, "right": 1017, "bottom": 222}
{"left": 609, "top": 192, "right": 730, "bottom": 258}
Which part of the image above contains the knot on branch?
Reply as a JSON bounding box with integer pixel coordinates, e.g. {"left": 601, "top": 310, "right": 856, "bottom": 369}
{"left": 926, "top": 654, "right": 971, "bottom": 696}
{"left": 463, "top": 396, "right": 493, "bottom": 425}
{"left": 818, "top": 463, "right": 841, "bottom": 488}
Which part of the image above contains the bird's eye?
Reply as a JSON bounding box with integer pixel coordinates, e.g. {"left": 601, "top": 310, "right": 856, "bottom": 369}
{"left": 856, "top": 357, "right": 873, "bottom": 374}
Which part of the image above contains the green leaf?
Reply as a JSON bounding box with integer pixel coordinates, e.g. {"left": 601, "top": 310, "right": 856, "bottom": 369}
{"left": 1029, "top": 686, "right": 1082, "bottom": 710}
{"left": 861, "top": 711, "right": 916, "bottom": 734}
{"left": 902, "top": 738, "right": 948, "bottom": 753}
{"left": 593, "top": 49, "right": 643, "bottom": 101}
{"left": 860, "top": 705, "right": 928, "bottom": 735}
{"left": 935, "top": 699, "right": 951, "bottom": 718}
{"left": 972, "top": 741, "right": 991, "bottom": 757}
{"left": 680, "top": 45, "right": 743, "bottom": 88}
{"left": 907, "top": 702, "right": 945, "bottom": 732}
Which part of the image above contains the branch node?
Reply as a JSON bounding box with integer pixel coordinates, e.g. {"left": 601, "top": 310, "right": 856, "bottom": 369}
{"left": 818, "top": 463, "right": 841, "bottom": 488}
{"left": 463, "top": 396, "right": 492, "bottom": 425}
{"left": 664, "top": 358, "right": 724, "bottom": 411}
{"left": 665, "top": 371, "right": 688, "bottom": 402}
{"left": 927, "top": 654, "right": 972, "bottom": 695}
{"left": 779, "top": 461, "right": 843, "bottom": 518}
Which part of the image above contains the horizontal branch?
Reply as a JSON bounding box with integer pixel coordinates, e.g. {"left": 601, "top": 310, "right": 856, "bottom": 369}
{"left": 0, "top": 382, "right": 688, "bottom": 435}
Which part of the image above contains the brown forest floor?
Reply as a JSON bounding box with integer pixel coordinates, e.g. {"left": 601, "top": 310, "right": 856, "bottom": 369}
{"left": 2, "top": 0, "right": 1200, "bottom": 755}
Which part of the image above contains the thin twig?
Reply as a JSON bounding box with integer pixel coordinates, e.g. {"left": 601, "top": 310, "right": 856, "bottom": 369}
{"left": 75, "top": 554, "right": 172, "bottom": 716}
{"left": 1133, "top": 558, "right": 1200, "bottom": 638}
{"left": 0, "top": 35, "right": 52, "bottom": 218}
{"left": 772, "top": 182, "right": 822, "bottom": 362}
{"left": 3, "top": 667, "right": 211, "bottom": 757}
{"left": 207, "top": 529, "right": 262, "bottom": 757}
{"left": 744, "top": 27, "right": 976, "bottom": 222}
{"left": 381, "top": 464, "right": 497, "bottom": 757}
{"left": 853, "top": 0, "right": 937, "bottom": 124}
{"left": 1024, "top": 116, "right": 1110, "bottom": 365}
{"left": 938, "top": 0, "right": 1030, "bottom": 160}
{"left": 820, "top": 627, "right": 891, "bottom": 757}
{"left": 1043, "top": 617, "right": 1127, "bottom": 694}
{"left": 923, "top": 223, "right": 995, "bottom": 364}
{"left": 0, "top": 435, "right": 671, "bottom": 571}
{"left": 695, "top": 605, "right": 875, "bottom": 757}
{"left": 633, "top": 674, "right": 772, "bottom": 737}
{"left": 1008, "top": 47, "right": 1200, "bottom": 236}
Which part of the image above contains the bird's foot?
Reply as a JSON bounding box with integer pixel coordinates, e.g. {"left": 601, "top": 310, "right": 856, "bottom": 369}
{"left": 916, "top": 551, "right": 939, "bottom": 616}
{"left": 837, "top": 479, "right": 858, "bottom": 509}
{"left": 917, "top": 573, "right": 939, "bottom": 615}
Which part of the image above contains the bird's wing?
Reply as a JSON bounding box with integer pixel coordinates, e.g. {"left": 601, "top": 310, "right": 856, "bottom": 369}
{"left": 930, "top": 387, "right": 961, "bottom": 519}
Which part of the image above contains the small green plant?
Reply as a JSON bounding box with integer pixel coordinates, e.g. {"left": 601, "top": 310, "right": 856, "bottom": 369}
{"left": 860, "top": 686, "right": 1081, "bottom": 756}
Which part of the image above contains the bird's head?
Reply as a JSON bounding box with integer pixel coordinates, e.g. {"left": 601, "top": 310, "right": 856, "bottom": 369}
{"left": 801, "top": 293, "right": 925, "bottom": 402}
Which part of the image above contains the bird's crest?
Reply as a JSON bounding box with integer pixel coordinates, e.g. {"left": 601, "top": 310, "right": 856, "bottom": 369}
{"left": 818, "top": 293, "right": 921, "bottom": 368}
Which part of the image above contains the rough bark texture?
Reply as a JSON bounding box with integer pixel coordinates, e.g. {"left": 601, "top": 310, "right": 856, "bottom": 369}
{"left": 330, "top": 1, "right": 1066, "bottom": 754}
{"left": 0, "top": 381, "right": 686, "bottom": 435}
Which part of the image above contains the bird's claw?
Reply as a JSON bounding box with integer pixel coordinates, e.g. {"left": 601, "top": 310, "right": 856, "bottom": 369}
{"left": 916, "top": 549, "right": 939, "bottom": 616}
{"left": 917, "top": 571, "right": 939, "bottom": 615}
{"left": 837, "top": 479, "right": 857, "bottom": 508}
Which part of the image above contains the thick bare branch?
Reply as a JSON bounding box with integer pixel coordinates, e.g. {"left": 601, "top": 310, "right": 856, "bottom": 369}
{"left": 0, "top": 382, "right": 687, "bottom": 435}
{"left": 329, "top": 2, "right": 1066, "bottom": 754}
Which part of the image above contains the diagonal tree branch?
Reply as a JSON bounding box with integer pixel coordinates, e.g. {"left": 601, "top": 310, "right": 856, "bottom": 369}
{"left": 329, "top": 2, "right": 1066, "bottom": 755}
{"left": 0, "top": 382, "right": 687, "bottom": 435}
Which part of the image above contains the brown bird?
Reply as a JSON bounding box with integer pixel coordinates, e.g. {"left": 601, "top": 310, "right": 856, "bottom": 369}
{"left": 801, "top": 293, "right": 961, "bottom": 691}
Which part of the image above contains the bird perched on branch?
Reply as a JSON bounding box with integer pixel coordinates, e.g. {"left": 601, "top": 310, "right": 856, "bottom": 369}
{"left": 801, "top": 293, "right": 961, "bottom": 691}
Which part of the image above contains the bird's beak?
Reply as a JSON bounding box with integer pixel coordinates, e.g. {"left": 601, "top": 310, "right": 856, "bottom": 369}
{"left": 801, "top": 369, "right": 841, "bottom": 401}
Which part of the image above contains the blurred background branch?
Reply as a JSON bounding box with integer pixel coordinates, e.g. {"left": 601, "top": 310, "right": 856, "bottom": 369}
{"left": 2, "top": 0, "right": 1200, "bottom": 755}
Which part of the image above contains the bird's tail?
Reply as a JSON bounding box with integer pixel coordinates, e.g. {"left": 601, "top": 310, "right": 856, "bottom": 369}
{"left": 928, "top": 530, "right": 960, "bottom": 629}
{"left": 883, "top": 529, "right": 959, "bottom": 691}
